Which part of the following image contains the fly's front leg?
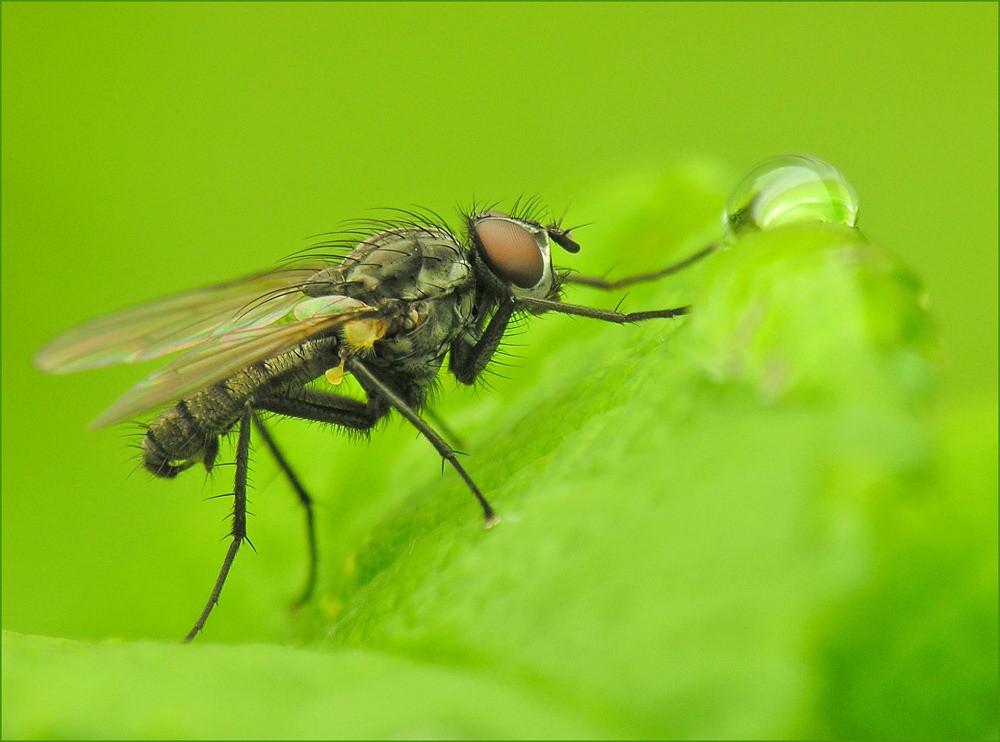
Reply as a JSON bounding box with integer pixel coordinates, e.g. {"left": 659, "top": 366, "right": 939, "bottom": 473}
{"left": 185, "top": 403, "right": 253, "bottom": 642}
{"left": 346, "top": 357, "right": 498, "bottom": 526}
{"left": 560, "top": 243, "right": 719, "bottom": 289}
{"left": 449, "top": 298, "right": 515, "bottom": 385}
{"left": 516, "top": 296, "right": 689, "bottom": 323}
{"left": 520, "top": 244, "right": 721, "bottom": 323}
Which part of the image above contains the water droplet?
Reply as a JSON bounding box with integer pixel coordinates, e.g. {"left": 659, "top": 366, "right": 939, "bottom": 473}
{"left": 722, "top": 154, "right": 859, "bottom": 242}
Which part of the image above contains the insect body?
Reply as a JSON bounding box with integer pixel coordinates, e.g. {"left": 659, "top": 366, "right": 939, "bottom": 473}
{"left": 36, "top": 206, "right": 715, "bottom": 640}
{"left": 140, "top": 226, "right": 476, "bottom": 481}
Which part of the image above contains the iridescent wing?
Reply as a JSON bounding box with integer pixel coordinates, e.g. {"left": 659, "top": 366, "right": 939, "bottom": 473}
{"left": 90, "top": 304, "right": 383, "bottom": 428}
{"left": 35, "top": 265, "right": 329, "bottom": 373}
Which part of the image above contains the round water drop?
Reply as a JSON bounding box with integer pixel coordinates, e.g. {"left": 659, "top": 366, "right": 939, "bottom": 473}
{"left": 722, "top": 154, "right": 859, "bottom": 242}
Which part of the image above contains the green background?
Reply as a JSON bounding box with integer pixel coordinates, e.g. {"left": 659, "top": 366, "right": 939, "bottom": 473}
{"left": 2, "top": 2, "right": 996, "bottom": 738}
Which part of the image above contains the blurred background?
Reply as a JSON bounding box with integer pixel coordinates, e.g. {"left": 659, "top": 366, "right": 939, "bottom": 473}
{"left": 2, "top": 2, "right": 996, "bottom": 643}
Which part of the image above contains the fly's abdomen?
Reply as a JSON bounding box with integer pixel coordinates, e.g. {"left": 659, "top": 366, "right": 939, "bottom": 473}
{"left": 142, "top": 339, "right": 338, "bottom": 478}
{"left": 142, "top": 389, "right": 243, "bottom": 478}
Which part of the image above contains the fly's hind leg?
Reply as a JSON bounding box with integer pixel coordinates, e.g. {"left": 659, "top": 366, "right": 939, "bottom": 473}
{"left": 251, "top": 412, "right": 318, "bottom": 609}
{"left": 185, "top": 403, "right": 253, "bottom": 642}
{"left": 249, "top": 385, "right": 390, "bottom": 607}
{"left": 255, "top": 386, "right": 388, "bottom": 433}
{"left": 188, "top": 388, "right": 387, "bottom": 634}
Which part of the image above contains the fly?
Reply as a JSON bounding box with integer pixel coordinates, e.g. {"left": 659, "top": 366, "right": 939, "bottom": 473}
{"left": 35, "top": 203, "right": 717, "bottom": 640}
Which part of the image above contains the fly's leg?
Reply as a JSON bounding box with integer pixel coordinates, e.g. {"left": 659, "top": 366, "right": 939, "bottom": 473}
{"left": 184, "top": 403, "right": 253, "bottom": 643}
{"left": 257, "top": 374, "right": 495, "bottom": 526}
{"left": 423, "top": 406, "right": 465, "bottom": 449}
{"left": 560, "top": 243, "right": 719, "bottom": 289}
{"left": 536, "top": 244, "right": 718, "bottom": 322}
{"left": 255, "top": 387, "right": 388, "bottom": 431}
{"left": 251, "top": 412, "right": 317, "bottom": 609}
{"left": 187, "top": 393, "right": 378, "bottom": 637}
{"left": 346, "top": 357, "right": 498, "bottom": 526}
{"left": 236, "top": 387, "right": 390, "bottom": 610}
{"left": 516, "top": 296, "right": 689, "bottom": 323}
{"left": 449, "top": 297, "right": 515, "bottom": 384}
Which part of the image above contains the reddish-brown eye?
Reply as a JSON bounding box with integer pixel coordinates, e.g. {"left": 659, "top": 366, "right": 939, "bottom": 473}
{"left": 475, "top": 217, "right": 545, "bottom": 288}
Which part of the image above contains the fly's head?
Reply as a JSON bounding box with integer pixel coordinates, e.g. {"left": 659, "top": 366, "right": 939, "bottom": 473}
{"left": 466, "top": 211, "right": 580, "bottom": 303}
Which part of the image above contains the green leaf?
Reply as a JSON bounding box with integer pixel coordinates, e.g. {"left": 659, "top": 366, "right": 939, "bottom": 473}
{"left": 1, "top": 631, "right": 607, "bottom": 739}
{"left": 4, "top": 163, "right": 995, "bottom": 739}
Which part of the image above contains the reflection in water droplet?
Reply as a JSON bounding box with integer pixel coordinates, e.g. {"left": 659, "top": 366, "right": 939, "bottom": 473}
{"left": 722, "top": 154, "right": 859, "bottom": 242}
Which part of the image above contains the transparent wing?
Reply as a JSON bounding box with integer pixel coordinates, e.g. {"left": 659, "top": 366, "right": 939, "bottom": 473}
{"left": 35, "top": 265, "right": 329, "bottom": 373}
{"left": 90, "top": 307, "right": 381, "bottom": 428}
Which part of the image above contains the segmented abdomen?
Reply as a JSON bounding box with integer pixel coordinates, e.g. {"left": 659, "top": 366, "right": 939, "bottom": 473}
{"left": 142, "top": 339, "right": 336, "bottom": 477}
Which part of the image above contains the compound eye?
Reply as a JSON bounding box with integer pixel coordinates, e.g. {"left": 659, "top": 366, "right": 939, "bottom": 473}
{"left": 474, "top": 216, "right": 545, "bottom": 289}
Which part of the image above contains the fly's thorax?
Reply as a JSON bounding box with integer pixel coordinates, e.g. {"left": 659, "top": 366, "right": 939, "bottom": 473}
{"left": 304, "top": 227, "right": 474, "bottom": 304}
{"left": 297, "top": 226, "right": 477, "bottom": 377}
{"left": 367, "top": 289, "right": 476, "bottom": 376}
